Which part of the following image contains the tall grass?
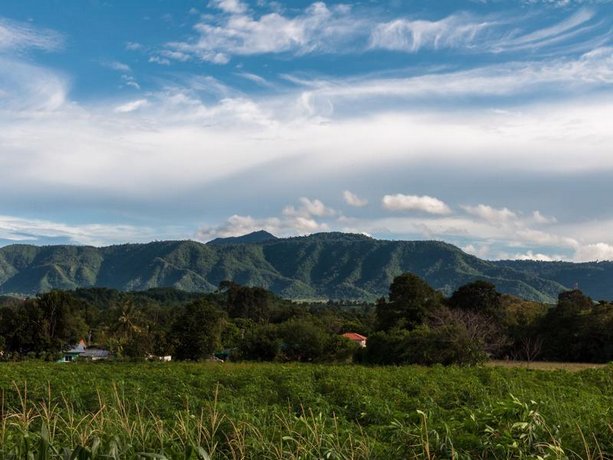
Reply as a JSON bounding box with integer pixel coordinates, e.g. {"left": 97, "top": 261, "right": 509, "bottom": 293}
{"left": 0, "top": 383, "right": 373, "bottom": 459}
{"left": 0, "top": 362, "right": 612, "bottom": 458}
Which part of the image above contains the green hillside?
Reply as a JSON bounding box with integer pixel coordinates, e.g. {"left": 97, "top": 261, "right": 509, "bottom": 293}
{"left": 0, "top": 232, "right": 608, "bottom": 302}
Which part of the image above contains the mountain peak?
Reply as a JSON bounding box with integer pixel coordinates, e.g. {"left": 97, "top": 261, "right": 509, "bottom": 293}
{"left": 207, "top": 230, "right": 278, "bottom": 246}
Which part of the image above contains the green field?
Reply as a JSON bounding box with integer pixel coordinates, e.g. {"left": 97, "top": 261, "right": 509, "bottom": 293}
{"left": 1, "top": 362, "right": 612, "bottom": 459}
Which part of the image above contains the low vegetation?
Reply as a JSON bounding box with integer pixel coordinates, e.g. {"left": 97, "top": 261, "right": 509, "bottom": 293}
{"left": 0, "top": 362, "right": 612, "bottom": 458}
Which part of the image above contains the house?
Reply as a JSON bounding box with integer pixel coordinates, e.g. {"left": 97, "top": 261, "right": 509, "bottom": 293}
{"left": 58, "top": 339, "right": 86, "bottom": 362}
{"left": 80, "top": 348, "right": 111, "bottom": 361}
{"left": 342, "top": 332, "right": 367, "bottom": 348}
{"left": 58, "top": 339, "right": 110, "bottom": 362}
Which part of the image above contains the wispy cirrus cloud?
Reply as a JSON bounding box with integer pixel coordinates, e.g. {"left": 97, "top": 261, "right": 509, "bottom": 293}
{"left": 114, "top": 98, "right": 149, "bottom": 113}
{"left": 369, "top": 8, "right": 604, "bottom": 54}
{"left": 369, "top": 13, "right": 496, "bottom": 53}
{"left": 0, "top": 18, "right": 63, "bottom": 53}
{"left": 154, "top": 3, "right": 609, "bottom": 64}
{"left": 161, "top": 2, "right": 364, "bottom": 64}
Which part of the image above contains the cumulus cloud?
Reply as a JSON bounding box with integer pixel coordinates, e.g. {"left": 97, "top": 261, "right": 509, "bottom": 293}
{"left": 574, "top": 243, "right": 613, "bottom": 262}
{"left": 343, "top": 190, "right": 368, "bottom": 207}
{"left": 195, "top": 197, "right": 338, "bottom": 241}
{"left": 462, "top": 204, "right": 518, "bottom": 225}
{"left": 209, "top": 0, "right": 248, "bottom": 14}
{"left": 195, "top": 212, "right": 328, "bottom": 241}
{"left": 532, "top": 210, "right": 558, "bottom": 224}
{"left": 283, "top": 197, "right": 335, "bottom": 218}
{"left": 509, "top": 250, "right": 563, "bottom": 261}
{"left": 382, "top": 194, "right": 451, "bottom": 215}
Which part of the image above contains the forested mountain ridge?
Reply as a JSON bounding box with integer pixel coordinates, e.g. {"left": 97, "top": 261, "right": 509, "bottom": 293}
{"left": 0, "top": 232, "right": 610, "bottom": 302}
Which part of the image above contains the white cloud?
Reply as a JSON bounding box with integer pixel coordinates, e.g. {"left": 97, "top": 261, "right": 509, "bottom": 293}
{"left": 382, "top": 194, "right": 451, "bottom": 215}
{"left": 0, "top": 214, "right": 168, "bottom": 246}
{"left": 125, "top": 41, "right": 144, "bottom": 51}
{"left": 196, "top": 196, "right": 338, "bottom": 241}
{"left": 574, "top": 243, "right": 613, "bottom": 262}
{"left": 235, "top": 71, "right": 273, "bottom": 87}
{"left": 492, "top": 9, "right": 596, "bottom": 52}
{"left": 369, "top": 8, "right": 603, "bottom": 55}
{"left": 0, "top": 18, "right": 63, "bottom": 53}
{"left": 160, "top": 6, "right": 606, "bottom": 65}
{"left": 149, "top": 55, "right": 171, "bottom": 65}
{"left": 369, "top": 13, "right": 494, "bottom": 52}
{"left": 1, "top": 12, "right": 612, "bottom": 261}
{"left": 164, "top": 2, "right": 365, "bottom": 63}
{"left": 462, "top": 204, "right": 518, "bottom": 225}
{"left": 462, "top": 243, "right": 492, "bottom": 259}
{"left": 283, "top": 197, "right": 335, "bottom": 218}
{"left": 292, "top": 47, "right": 613, "bottom": 111}
{"left": 532, "top": 210, "right": 558, "bottom": 224}
{"left": 514, "top": 228, "right": 578, "bottom": 248}
{"left": 0, "top": 56, "right": 67, "bottom": 111}
{"left": 195, "top": 212, "right": 328, "bottom": 241}
{"left": 209, "top": 0, "right": 248, "bottom": 14}
{"left": 509, "top": 250, "right": 563, "bottom": 261}
{"left": 102, "top": 60, "right": 131, "bottom": 73}
{"left": 113, "top": 99, "right": 149, "bottom": 113}
{"left": 343, "top": 190, "right": 368, "bottom": 207}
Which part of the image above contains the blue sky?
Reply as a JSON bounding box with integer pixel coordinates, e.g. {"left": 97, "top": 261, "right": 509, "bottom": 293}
{"left": 0, "top": 0, "right": 612, "bottom": 261}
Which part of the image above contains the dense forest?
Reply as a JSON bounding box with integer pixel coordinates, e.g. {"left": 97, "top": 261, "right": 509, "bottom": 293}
{"left": 1, "top": 273, "right": 612, "bottom": 364}
{"left": 4, "top": 232, "right": 613, "bottom": 302}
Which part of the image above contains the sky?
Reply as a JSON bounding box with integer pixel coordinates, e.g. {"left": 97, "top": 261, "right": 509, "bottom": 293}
{"left": 0, "top": 0, "right": 612, "bottom": 261}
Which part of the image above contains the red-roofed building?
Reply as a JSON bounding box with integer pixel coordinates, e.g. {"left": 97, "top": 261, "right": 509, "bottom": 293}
{"left": 342, "top": 332, "right": 367, "bottom": 348}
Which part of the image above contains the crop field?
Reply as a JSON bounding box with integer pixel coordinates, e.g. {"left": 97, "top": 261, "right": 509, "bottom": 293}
{"left": 0, "top": 362, "right": 612, "bottom": 459}
{"left": 486, "top": 360, "right": 608, "bottom": 372}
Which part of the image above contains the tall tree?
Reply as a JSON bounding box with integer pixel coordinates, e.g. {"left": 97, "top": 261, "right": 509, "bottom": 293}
{"left": 448, "top": 280, "right": 502, "bottom": 318}
{"left": 172, "top": 300, "right": 226, "bottom": 360}
{"left": 376, "top": 273, "right": 442, "bottom": 331}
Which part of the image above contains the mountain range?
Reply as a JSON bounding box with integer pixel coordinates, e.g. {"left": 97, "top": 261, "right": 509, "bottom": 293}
{"left": 1, "top": 231, "right": 612, "bottom": 303}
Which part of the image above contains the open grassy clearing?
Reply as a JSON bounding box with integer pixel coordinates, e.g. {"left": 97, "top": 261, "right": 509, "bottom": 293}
{"left": 0, "top": 362, "right": 612, "bottom": 459}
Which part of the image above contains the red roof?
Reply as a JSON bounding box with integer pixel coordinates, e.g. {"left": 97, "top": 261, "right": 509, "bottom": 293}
{"left": 342, "top": 332, "right": 367, "bottom": 341}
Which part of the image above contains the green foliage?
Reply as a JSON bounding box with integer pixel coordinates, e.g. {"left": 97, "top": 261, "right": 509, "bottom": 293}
{"left": 171, "top": 300, "right": 226, "bottom": 360}
{"left": 0, "top": 362, "right": 612, "bottom": 458}
{"left": 238, "top": 323, "right": 282, "bottom": 361}
{"left": 376, "top": 273, "right": 442, "bottom": 331}
{"left": 220, "top": 281, "right": 272, "bottom": 322}
{"left": 448, "top": 280, "right": 503, "bottom": 318}
{"left": 0, "top": 233, "right": 603, "bottom": 302}
{"left": 539, "top": 289, "right": 613, "bottom": 362}
{"left": 365, "top": 324, "right": 487, "bottom": 366}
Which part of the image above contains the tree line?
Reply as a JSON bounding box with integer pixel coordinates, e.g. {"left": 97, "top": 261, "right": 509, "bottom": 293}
{"left": 0, "top": 274, "right": 612, "bottom": 364}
